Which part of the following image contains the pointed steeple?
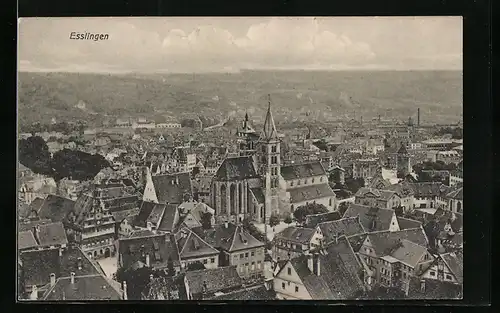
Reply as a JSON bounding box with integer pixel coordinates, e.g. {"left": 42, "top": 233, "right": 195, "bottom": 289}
{"left": 245, "top": 111, "right": 249, "bottom": 122}
{"left": 261, "top": 94, "right": 278, "bottom": 141}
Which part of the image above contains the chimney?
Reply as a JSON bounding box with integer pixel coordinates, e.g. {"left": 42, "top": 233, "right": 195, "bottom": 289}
{"left": 145, "top": 254, "right": 151, "bottom": 267}
{"left": 224, "top": 221, "right": 229, "bottom": 229}
{"left": 59, "top": 248, "right": 63, "bottom": 257}
{"left": 122, "top": 281, "right": 128, "bottom": 300}
{"left": 70, "top": 272, "right": 75, "bottom": 284}
{"left": 420, "top": 279, "right": 426, "bottom": 292}
{"left": 30, "top": 285, "right": 38, "bottom": 300}
{"left": 77, "top": 257, "right": 83, "bottom": 270}
{"left": 147, "top": 222, "right": 152, "bottom": 231}
{"left": 307, "top": 254, "right": 314, "bottom": 273}
{"left": 50, "top": 273, "right": 56, "bottom": 287}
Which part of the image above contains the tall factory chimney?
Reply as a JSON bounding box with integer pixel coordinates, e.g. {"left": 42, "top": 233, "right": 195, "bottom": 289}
{"left": 417, "top": 108, "right": 420, "bottom": 126}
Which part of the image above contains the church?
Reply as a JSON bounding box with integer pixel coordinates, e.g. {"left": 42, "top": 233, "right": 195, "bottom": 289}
{"left": 210, "top": 97, "right": 337, "bottom": 224}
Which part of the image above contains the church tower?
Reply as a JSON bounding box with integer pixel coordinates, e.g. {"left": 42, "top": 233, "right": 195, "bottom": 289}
{"left": 396, "top": 142, "right": 411, "bottom": 178}
{"left": 257, "top": 95, "right": 281, "bottom": 218}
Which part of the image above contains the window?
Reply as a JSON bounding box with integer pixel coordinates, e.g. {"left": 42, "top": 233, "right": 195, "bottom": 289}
{"left": 287, "top": 268, "right": 292, "bottom": 275}
{"left": 258, "top": 261, "right": 262, "bottom": 269}
{"left": 272, "top": 145, "right": 277, "bottom": 153}
{"left": 287, "top": 281, "right": 291, "bottom": 286}
{"left": 290, "top": 181, "right": 294, "bottom": 187}
{"left": 251, "top": 251, "right": 255, "bottom": 257}
{"left": 282, "top": 282, "right": 286, "bottom": 289}
{"left": 245, "top": 252, "right": 249, "bottom": 258}
{"left": 320, "top": 177, "right": 323, "bottom": 182}
{"left": 240, "top": 253, "right": 244, "bottom": 259}
{"left": 298, "top": 180, "right": 301, "bottom": 186}
{"left": 312, "top": 178, "right": 315, "bottom": 183}
{"left": 430, "top": 271, "right": 436, "bottom": 276}
{"left": 203, "top": 259, "right": 208, "bottom": 264}
{"left": 262, "top": 146, "right": 266, "bottom": 153}
{"left": 446, "top": 274, "right": 452, "bottom": 280}
{"left": 295, "top": 286, "right": 299, "bottom": 293}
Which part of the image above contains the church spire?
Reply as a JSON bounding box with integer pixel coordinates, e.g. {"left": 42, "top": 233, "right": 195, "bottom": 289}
{"left": 261, "top": 94, "right": 278, "bottom": 141}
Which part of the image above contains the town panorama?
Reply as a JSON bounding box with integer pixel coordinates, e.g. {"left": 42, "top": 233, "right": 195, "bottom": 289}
{"left": 17, "top": 17, "right": 463, "bottom": 301}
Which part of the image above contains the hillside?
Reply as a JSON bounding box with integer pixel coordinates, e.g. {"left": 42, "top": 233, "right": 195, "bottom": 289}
{"left": 17, "top": 70, "right": 463, "bottom": 128}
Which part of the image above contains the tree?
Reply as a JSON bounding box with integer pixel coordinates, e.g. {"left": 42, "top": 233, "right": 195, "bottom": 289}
{"left": 269, "top": 213, "right": 280, "bottom": 228}
{"left": 394, "top": 206, "right": 404, "bottom": 216}
{"left": 115, "top": 266, "right": 155, "bottom": 300}
{"left": 200, "top": 212, "right": 213, "bottom": 230}
{"left": 344, "top": 177, "right": 365, "bottom": 194}
{"left": 283, "top": 214, "right": 293, "bottom": 224}
{"left": 52, "top": 149, "right": 111, "bottom": 182}
{"left": 338, "top": 202, "right": 349, "bottom": 217}
{"left": 293, "top": 203, "right": 329, "bottom": 223}
{"left": 18, "top": 136, "right": 53, "bottom": 176}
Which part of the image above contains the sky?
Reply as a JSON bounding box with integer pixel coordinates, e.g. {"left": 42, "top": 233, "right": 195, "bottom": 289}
{"left": 18, "top": 17, "right": 463, "bottom": 73}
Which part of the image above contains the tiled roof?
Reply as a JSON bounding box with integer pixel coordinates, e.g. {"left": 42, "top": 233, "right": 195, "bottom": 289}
{"left": 158, "top": 204, "right": 180, "bottom": 232}
{"left": 43, "top": 274, "right": 122, "bottom": 300}
{"left": 18, "top": 219, "right": 53, "bottom": 232}
{"left": 26, "top": 198, "right": 45, "bottom": 216}
{"left": 35, "top": 222, "right": 68, "bottom": 247}
{"left": 190, "top": 203, "right": 215, "bottom": 224}
{"left": 37, "top": 195, "right": 76, "bottom": 223}
{"left": 389, "top": 239, "right": 428, "bottom": 268}
{"left": 281, "top": 162, "right": 326, "bottom": 180}
{"left": 111, "top": 208, "right": 140, "bottom": 223}
{"left": 146, "top": 204, "right": 167, "bottom": 225}
{"left": 250, "top": 188, "right": 265, "bottom": 204}
{"left": 397, "top": 217, "right": 422, "bottom": 230}
{"left": 364, "top": 228, "right": 429, "bottom": 256}
{"left": 289, "top": 183, "right": 336, "bottom": 203}
{"left": 103, "top": 195, "right": 140, "bottom": 212}
{"left": 407, "top": 277, "right": 462, "bottom": 299}
{"left": 151, "top": 172, "right": 193, "bottom": 204}
{"left": 20, "top": 246, "right": 100, "bottom": 288}
{"left": 134, "top": 201, "right": 156, "bottom": 228}
{"left": 342, "top": 203, "right": 395, "bottom": 232}
{"left": 118, "top": 233, "right": 180, "bottom": 270}
{"left": 274, "top": 226, "right": 316, "bottom": 245}
{"left": 384, "top": 182, "right": 415, "bottom": 197}
{"left": 409, "top": 182, "right": 449, "bottom": 198}
{"left": 210, "top": 284, "right": 276, "bottom": 300}
{"left": 176, "top": 228, "right": 219, "bottom": 259}
{"left": 318, "top": 217, "right": 365, "bottom": 244}
{"left": 184, "top": 266, "right": 243, "bottom": 296}
{"left": 305, "top": 211, "right": 342, "bottom": 228}
{"left": 320, "top": 237, "right": 366, "bottom": 299}
{"left": 178, "top": 212, "right": 203, "bottom": 229}
{"left": 441, "top": 252, "right": 463, "bottom": 284}
{"left": 18, "top": 231, "right": 39, "bottom": 250}
{"left": 214, "top": 156, "right": 259, "bottom": 181}
{"left": 288, "top": 256, "right": 334, "bottom": 299}
{"left": 445, "top": 187, "right": 463, "bottom": 200}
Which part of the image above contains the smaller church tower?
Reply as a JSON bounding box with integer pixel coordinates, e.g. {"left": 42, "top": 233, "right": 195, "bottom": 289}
{"left": 257, "top": 95, "right": 281, "bottom": 218}
{"left": 396, "top": 142, "right": 411, "bottom": 178}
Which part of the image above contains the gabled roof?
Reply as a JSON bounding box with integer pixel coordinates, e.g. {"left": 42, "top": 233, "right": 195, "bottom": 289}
{"left": 37, "top": 195, "right": 76, "bottom": 223}
{"left": 209, "top": 284, "right": 276, "bottom": 300}
{"left": 289, "top": 184, "right": 336, "bottom": 203}
{"left": 445, "top": 186, "right": 463, "bottom": 200}
{"left": 397, "top": 217, "right": 422, "bottom": 230}
{"left": 178, "top": 212, "right": 203, "bottom": 229}
{"left": 343, "top": 203, "right": 396, "bottom": 232}
{"left": 407, "top": 278, "right": 462, "bottom": 299}
{"left": 118, "top": 233, "right": 180, "bottom": 270}
{"left": 20, "top": 246, "right": 100, "bottom": 288}
{"left": 214, "top": 156, "right": 259, "bottom": 181}
{"left": 409, "top": 182, "right": 449, "bottom": 198}
{"left": 440, "top": 252, "right": 463, "bottom": 284}
{"left": 176, "top": 229, "right": 219, "bottom": 259}
{"left": 18, "top": 230, "right": 39, "bottom": 250}
{"left": 27, "top": 198, "right": 45, "bottom": 216}
{"left": 281, "top": 161, "right": 326, "bottom": 180}
{"left": 274, "top": 226, "right": 316, "bottom": 245}
{"left": 305, "top": 211, "right": 342, "bottom": 228}
{"left": 389, "top": 239, "right": 428, "bottom": 268}
{"left": 364, "top": 228, "right": 429, "bottom": 256}
{"left": 250, "top": 188, "right": 265, "bottom": 204}
{"left": 184, "top": 266, "right": 242, "bottom": 296}
{"left": 134, "top": 201, "right": 156, "bottom": 228}
{"left": 111, "top": 208, "right": 140, "bottom": 223}
{"left": 158, "top": 204, "right": 180, "bottom": 232}
{"left": 43, "top": 274, "right": 122, "bottom": 300}
{"left": 318, "top": 217, "right": 365, "bottom": 244}
{"left": 35, "top": 222, "right": 68, "bottom": 247}
{"left": 286, "top": 256, "right": 334, "bottom": 299}
{"left": 151, "top": 172, "right": 193, "bottom": 204}
{"left": 384, "top": 182, "right": 415, "bottom": 197}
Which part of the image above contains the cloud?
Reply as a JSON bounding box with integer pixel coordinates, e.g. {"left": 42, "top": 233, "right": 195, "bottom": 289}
{"left": 18, "top": 17, "right": 460, "bottom": 72}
